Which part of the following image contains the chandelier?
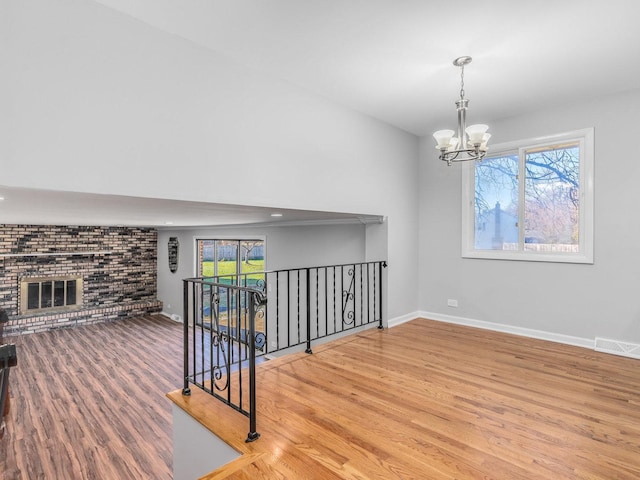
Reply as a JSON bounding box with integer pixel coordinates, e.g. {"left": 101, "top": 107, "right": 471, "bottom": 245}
{"left": 433, "top": 56, "right": 490, "bottom": 166}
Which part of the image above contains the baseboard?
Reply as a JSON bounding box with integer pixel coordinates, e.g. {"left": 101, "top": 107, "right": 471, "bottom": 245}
{"left": 386, "top": 311, "right": 421, "bottom": 329}
{"left": 161, "top": 311, "right": 183, "bottom": 323}
{"left": 394, "top": 310, "right": 594, "bottom": 350}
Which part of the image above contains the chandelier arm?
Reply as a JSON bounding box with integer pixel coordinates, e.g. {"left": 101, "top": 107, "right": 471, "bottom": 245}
{"left": 439, "top": 147, "right": 486, "bottom": 164}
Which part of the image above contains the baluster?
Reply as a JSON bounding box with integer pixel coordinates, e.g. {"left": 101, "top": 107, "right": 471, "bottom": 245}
{"left": 305, "top": 268, "right": 312, "bottom": 354}
{"left": 246, "top": 292, "right": 260, "bottom": 443}
{"left": 182, "top": 280, "right": 191, "bottom": 396}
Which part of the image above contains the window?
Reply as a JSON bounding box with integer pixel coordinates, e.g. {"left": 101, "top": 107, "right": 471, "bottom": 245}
{"left": 462, "top": 128, "right": 594, "bottom": 263}
{"left": 196, "top": 239, "right": 265, "bottom": 283}
{"left": 196, "top": 239, "right": 265, "bottom": 324}
{"left": 20, "top": 277, "right": 83, "bottom": 314}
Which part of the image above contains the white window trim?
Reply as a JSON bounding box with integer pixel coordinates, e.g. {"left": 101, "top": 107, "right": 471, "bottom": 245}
{"left": 193, "top": 236, "right": 267, "bottom": 277}
{"left": 461, "top": 128, "right": 594, "bottom": 264}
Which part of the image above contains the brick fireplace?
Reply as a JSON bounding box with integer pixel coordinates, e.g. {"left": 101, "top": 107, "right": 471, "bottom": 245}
{"left": 0, "top": 225, "right": 162, "bottom": 335}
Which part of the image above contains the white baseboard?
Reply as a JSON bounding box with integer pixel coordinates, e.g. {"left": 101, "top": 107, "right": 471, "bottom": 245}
{"left": 386, "top": 311, "right": 421, "bottom": 329}
{"left": 389, "top": 310, "right": 594, "bottom": 350}
{"left": 161, "top": 311, "right": 183, "bottom": 323}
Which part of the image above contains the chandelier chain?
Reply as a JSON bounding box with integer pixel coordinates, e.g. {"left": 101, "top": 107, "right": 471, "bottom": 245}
{"left": 459, "top": 64, "right": 465, "bottom": 100}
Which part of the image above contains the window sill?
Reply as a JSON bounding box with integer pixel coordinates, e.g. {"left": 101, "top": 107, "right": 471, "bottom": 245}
{"left": 462, "top": 250, "right": 593, "bottom": 264}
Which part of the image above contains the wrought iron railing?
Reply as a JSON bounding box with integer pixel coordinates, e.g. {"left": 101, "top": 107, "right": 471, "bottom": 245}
{"left": 182, "top": 279, "right": 265, "bottom": 443}
{"left": 265, "top": 261, "right": 387, "bottom": 354}
{"left": 181, "top": 260, "right": 387, "bottom": 442}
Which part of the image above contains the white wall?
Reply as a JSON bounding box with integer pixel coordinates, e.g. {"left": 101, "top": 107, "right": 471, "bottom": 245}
{"left": 157, "top": 223, "right": 368, "bottom": 320}
{"left": 172, "top": 404, "right": 239, "bottom": 480}
{"left": 1, "top": 0, "right": 419, "bottom": 321}
{"left": 419, "top": 88, "right": 640, "bottom": 344}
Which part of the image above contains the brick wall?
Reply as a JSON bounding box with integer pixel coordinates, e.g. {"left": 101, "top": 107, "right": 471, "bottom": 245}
{"left": 0, "top": 225, "right": 162, "bottom": 335}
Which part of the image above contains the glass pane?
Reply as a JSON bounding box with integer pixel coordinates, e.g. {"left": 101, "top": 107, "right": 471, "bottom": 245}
{"left": 524, "top": 143, "right": 580, "bottom": 253}
{"left": 202, "top": 283, "right": 212, "bottom": 324}
{"left": 474, "top": 154, "right": 519, "bottom": 250}
{"left": 66, "top": 280, "right": 77, "bottom": 305}
{"left": 41, "top": 281, "right": 53, "bottom": 308}
{"left": 240, "top": 241, "right": 264, "bottom": 288}
{"left": 54, "top": 281, "right": 65, "bottom": 307}
{"left": 216, "top": 241, "right": 238, "bottom": 284}
{"left": 199, "top": 240, "right": 215, "bottom": 277}
{"left": 27, "top": 283, "right": 40, "bottom": 309}
{"left": 216, "top": 241, "right": 238, "bottom": 317}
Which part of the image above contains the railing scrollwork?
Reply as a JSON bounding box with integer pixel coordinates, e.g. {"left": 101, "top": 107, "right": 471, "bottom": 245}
{"left": 342, "top": 267, "right": 356, "bottom": 326}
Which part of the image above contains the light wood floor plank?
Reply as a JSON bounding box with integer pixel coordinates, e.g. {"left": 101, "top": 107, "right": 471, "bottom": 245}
{"left": 171, "top": 318, "right": 640, "bottom": 479}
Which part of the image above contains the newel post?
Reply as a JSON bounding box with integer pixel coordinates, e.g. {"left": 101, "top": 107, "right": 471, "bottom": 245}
{"left": 246, "top": 291, "right": 261, "bottom": 443}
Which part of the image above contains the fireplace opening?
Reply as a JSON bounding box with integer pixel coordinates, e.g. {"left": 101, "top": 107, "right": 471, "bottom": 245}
{"left": 20, "top": 277, "right": 83, "bottom": 315}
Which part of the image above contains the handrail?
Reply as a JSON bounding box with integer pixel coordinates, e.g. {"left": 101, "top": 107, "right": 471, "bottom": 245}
{"left": 183, "top": 278, "right": 266, "bottom": 292}
{"left": 265, "top": 260, "right": 388, "bottom": 272}
{"left": 206, "top": 260, "right": 388, "bottom": 276}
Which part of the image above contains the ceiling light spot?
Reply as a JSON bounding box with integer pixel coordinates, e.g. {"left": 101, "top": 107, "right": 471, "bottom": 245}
{"left": 270, "top": 213, "right": 283, "bottom": 217}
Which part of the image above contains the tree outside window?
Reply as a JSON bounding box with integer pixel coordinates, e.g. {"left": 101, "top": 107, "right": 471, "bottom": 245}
{"left": 463, "top": 128, "right": 593, "bottom": 263}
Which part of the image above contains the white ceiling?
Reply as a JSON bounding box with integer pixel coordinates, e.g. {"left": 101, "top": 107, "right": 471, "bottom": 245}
{"left": 0, "top": 186, "right": 383, "bottom": 228}
{"left": 93, "top": 0, "right": 640, "bottom": 135}
{"left": 7, "top": 1, "right": 640, "bottom": 228}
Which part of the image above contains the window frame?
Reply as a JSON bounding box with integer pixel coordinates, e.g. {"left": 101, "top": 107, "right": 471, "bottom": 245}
{"left": 461, "top": 128, "right": 594, "bottom": 264}
{"left": 195, "top": 238, "right": 266, "bottom": 279}
{"left": 193, "top": 237, "right": 266, "bottom": 326}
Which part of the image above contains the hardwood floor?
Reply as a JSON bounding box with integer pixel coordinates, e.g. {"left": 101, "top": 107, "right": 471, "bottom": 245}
{"left": 0, "top": 315, "right": 184, "bottom": 479}
{"left": 170, "top": 318, "right": 640, "bottom": 479}
{"left": 2, "top": 315, "right": 640, "bottom": 479}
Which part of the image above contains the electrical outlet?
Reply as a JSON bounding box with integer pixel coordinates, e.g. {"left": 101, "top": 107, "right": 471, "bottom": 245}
{"left": 447, "top": 299, "right": 458, "bottom": 308}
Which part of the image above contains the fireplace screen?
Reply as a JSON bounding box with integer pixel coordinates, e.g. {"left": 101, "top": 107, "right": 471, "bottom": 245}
{"left": 20, "top": 277, "right": 83, "bottom": 314}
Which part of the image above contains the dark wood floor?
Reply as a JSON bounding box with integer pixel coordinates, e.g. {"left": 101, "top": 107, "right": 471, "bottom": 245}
{"left": 0, "top": 315, "right": 183, "bottom": 479}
